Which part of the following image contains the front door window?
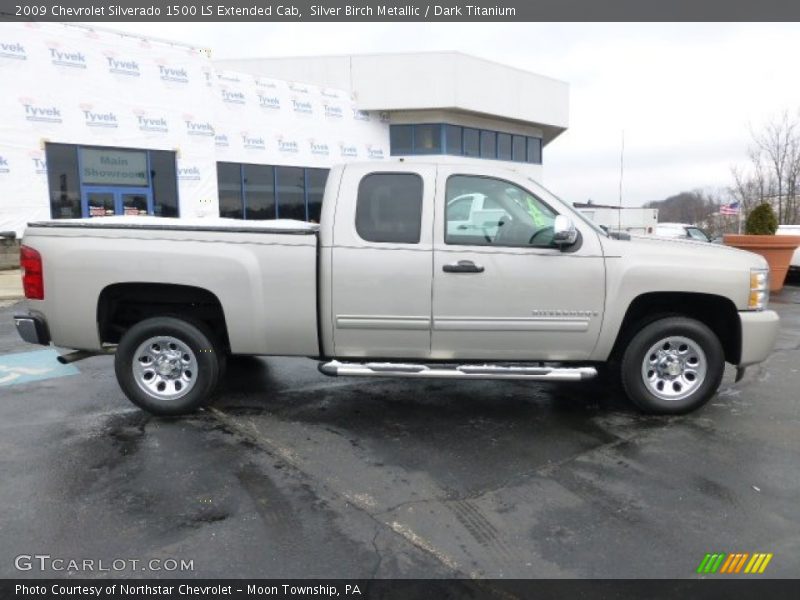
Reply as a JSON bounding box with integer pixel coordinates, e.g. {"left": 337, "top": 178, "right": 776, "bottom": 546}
{"left": 81, "top": 187, "right": 153, "bottom": 218}
{"left": 431, "top": 168, "right": 605, "bottom": 361}
{"left": 121, "top": 192, "right": 150, "bottom": 216}
{"left": 86, "top": 192, "right": 116, "bottom": 217}
{"left": 444, "top": 175, "right": 557, "bottom": 247}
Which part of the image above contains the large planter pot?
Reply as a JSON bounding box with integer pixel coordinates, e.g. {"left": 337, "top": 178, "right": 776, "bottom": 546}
{"left": 723, "top": 234, "right": 800, "bottom": 292}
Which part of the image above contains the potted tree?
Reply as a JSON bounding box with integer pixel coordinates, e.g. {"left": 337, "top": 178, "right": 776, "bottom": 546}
{"left": 724, "top": 203, "right": 800, "bottom": 292}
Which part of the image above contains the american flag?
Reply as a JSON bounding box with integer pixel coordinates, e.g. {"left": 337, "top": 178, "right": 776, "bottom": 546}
{"left": 720, "top": 202, "right": 740, "bottom": 216}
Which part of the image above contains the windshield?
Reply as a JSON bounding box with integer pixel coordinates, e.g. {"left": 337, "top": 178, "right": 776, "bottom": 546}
{"left": 526, "top": 177, "right": 608, "bottom": 237}
{"left": 686, "top": 227, "right": 710, "bottom": 242}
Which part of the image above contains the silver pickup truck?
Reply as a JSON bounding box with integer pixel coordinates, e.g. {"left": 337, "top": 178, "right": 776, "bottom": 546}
{"left": 14, "top": 161, "right": 779, "bottom": 416}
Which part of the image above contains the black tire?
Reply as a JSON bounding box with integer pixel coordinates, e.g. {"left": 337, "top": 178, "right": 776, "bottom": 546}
{"left": 114, "top": 316, "right": 222, "bottom": 416}
{"left": 620, "top": 317, "right": 724, "bottom": 415}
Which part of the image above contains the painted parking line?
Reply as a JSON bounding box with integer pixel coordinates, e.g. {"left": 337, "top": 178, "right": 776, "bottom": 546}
{"left": 0, "top": 349, "right": 79, "bottom": 387}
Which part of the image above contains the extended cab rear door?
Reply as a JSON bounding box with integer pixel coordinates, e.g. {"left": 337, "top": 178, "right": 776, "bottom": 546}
{"left": 431, "top": 165, "right": 606, "bottom": 361}
{"left": 328, "top": 164, "right": 436, "bottom": 358}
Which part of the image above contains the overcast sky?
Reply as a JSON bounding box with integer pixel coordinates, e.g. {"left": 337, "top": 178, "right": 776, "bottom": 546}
{"left": 104, "top": 22, "right": 800, "bottom": 206}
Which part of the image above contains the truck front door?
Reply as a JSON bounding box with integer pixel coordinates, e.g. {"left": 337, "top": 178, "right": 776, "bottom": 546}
{"left": 431, "top": 166, "right": 606, "bottom": 361}
{"left": 328, "top": 164, "right": 436, "bottom": 359}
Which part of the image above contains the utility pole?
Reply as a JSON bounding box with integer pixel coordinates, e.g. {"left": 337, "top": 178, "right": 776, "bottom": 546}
{"left": 618, "top": 130, "right": 625, "bottom": 231}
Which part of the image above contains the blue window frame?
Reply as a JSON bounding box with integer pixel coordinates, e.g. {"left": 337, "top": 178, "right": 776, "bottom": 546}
{"left": 512, "top": 135, "right": 526, "bottom": 162}
{"left": 497, "top": 133, "right": 512, "bottom": 161}
{"left": 480, "top": 130, "right": 497, "bottom": 158}
{"left": 444, "top": 124, "right": 462, "bottom": 155}
{"left": 389, "top": 125, "right": 413, "bottom": 155}
{"left": 44, "top": 143, "right": 179, "bottom": 219}
{"left": 275, "top": 166, "right": 306, "bottom": 220}
{"left": 526, "top": 137, "right": 542, "bottom": 164}
{"left": 389, "top": 123, "right": 543, "bottom": 164}
{"left": 217, "top": 162, "right": 330, "bottom": 221}
{"left": 413, "top": 124, "right": 442, "bottom": 154}
{"left": 463, "top": 128, "right": 480, "bottom": 157}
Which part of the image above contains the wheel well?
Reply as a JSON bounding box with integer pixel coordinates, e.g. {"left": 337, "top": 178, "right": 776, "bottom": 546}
{"left": 610, "top": 292, "right": 741, "bottom": 365}
{"left": 97, "top": 283, "right": 229, "bottom": 349}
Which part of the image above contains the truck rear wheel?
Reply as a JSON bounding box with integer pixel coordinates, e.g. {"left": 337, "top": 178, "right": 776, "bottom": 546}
{"left": 620, "top": 316, "right": 724, "bottom": 414}
{"left": 114, "top": 316, "right": 221, "bottom": 416}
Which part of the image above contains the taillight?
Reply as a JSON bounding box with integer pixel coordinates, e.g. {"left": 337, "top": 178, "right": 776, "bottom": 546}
{"left": 20, "top": 245, "right": 44, "bottom": 300}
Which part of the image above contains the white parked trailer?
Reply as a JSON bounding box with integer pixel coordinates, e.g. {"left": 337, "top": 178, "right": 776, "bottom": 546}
{"left": 777, "top": 225, "right": 800, "bottom": 270}
{"left": 574, "top": 204, "right": 659, "bottom": 235}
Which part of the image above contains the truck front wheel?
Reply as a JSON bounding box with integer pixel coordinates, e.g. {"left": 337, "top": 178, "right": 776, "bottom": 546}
{"left": 620, "top": 317, "right": 724, "bottom": 414}
{"left": 114, "top": 316, "right": 221, "bottom": 416}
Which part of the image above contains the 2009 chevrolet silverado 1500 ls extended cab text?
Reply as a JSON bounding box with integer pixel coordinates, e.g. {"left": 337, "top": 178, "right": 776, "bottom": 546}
{"left": 14, "top": 161, "right": 780, "bottom": 415}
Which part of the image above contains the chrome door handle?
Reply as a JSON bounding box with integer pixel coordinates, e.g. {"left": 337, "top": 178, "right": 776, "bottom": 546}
{"left": 442, "top": 260, "right": 485, "bottom": 273}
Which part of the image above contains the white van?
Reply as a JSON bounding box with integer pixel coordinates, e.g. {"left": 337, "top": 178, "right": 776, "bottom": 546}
{"left": 777, "top": 225, "right": 800, "bottom": 270}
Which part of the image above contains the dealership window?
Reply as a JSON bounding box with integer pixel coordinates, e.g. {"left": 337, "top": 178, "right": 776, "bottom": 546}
{"left": 276, "top": 166, "right": 306, "bottom": 220}
{"left": 480, "top": 130, "right": 497, "bottom": 158}
{"left": 217, "top": 162, "right": 329, "bottom": 222}
{"left": 497, "top": 133, "right": 512, "bottom": 161}
{"left": 243, "top": 164, "right": 275, "bottom": 220}
{"left": 45, "top": 143, "right": 81, "bottom": 219}
{"left": 306, "top": 168, "right": 328, "bottom": 223}
{"left": 44, "top": 143, "right": 179, "bottom": 219}
{"left": 413, "top": 124, "right": 442, "bottom": 154}
{"left": 463, "top": 128, "right": 480, "bottom": 157}
{"left": 527, "top": 137, "right": 543, "bottom": 164}
{"left": 512, "top": 135, "right": 527, "bottom": 162}
{"left": 389, "top": 123, "right": 543, "bottom": 165}
{"left": 150, "top": 150, "right": 179, "bottom": 217}
{"left": 389, "top": 125, "right": 413, "bottom": 155}
{"left": 356, "top": 173, "right": 423, "bottom": 244}
{"left": 217, "top": 163, "right": 244, "bottom": 219}
{"left": 444, "top": 125, "right": 462, "bottom": 155}
{"left": 389, "top": 124, "right": 443, "bottom": 155}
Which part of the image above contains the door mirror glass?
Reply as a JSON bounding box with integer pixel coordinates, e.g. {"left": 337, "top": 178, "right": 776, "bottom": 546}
{"left": 553, "top": 215, "right": 578, "bottom": 247}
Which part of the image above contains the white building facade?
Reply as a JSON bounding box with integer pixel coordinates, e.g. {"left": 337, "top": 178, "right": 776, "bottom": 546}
{"left": 0, "top": 22, "right": 568, "bottom": 237}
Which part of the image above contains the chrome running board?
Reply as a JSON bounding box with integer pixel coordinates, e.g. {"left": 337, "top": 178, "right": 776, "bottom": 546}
{"left": 318, "top": 360, "right": 597, "bottom": 381}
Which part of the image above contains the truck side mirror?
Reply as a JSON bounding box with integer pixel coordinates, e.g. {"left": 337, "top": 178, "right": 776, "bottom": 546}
{"left": 553, "top": 215, "right": 578, "bottom": 248}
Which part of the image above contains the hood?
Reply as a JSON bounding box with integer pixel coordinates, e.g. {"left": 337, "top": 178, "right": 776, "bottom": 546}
{"left": 602, "top": 233, "right": 768, "bottom": 270}
{"left": 597, "top": 233, "right": 767, "bottom": 312}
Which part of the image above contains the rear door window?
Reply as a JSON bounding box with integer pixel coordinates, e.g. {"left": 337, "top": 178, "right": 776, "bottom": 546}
{"left": 355, "top": 173, "right": 423, "bottom": 244}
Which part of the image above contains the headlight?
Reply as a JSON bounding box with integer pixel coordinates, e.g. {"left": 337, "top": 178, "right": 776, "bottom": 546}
{"left": 748, "top": 268, "right": 769, "bottom": 310}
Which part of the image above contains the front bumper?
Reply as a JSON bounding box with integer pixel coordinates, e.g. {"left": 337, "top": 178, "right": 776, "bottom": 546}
{"left": 738, "top": 309, "right": 780, "bottom": 367}
{"left": 14, "top": 313, "right": 51, "bottom": 346}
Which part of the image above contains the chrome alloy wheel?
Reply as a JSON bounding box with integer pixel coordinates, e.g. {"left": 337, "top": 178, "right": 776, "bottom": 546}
{"left": 641, "top": 336, "right": 707, "bottom": 401}
{"left": 132, "top": 336, "right": 198, "bottom": 401}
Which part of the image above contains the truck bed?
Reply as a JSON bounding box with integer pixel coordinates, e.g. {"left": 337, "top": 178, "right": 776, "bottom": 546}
{"left": 23, "top": 217, "right": 321, "bottom": 356}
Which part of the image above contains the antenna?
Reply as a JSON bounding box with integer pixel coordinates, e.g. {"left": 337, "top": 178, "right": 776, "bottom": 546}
{"left": 618, "top": 129, "right": 625, "bottom": 231}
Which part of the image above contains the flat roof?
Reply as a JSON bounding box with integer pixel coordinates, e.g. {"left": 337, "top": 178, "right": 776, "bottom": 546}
{"left": 216, "top": 52, "right": 569, "bottom": 145}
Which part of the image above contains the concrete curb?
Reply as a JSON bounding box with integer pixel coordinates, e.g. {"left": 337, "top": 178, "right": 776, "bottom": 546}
{"left": 0, "top": 269, "right": 23, "bottom": 301}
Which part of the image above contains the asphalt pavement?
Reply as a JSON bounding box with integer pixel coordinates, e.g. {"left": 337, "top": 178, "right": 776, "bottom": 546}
{"left": 0, "top": 287, "right": 798, "bottom": 579}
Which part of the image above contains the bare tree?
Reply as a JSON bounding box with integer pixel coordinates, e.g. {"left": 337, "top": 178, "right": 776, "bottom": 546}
{"left": 730, "top": 166, "right": 757, "bottom": 214}
{"left": 731, "top": 110, "right": 800, "bottom": 225}
{"left": 786, "top": 129, "right": 800, "bottom": 223}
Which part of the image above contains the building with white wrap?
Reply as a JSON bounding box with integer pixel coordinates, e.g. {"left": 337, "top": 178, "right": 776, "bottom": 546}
{"left": 0, "top": 22, "right": 568, "bottom": 237}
